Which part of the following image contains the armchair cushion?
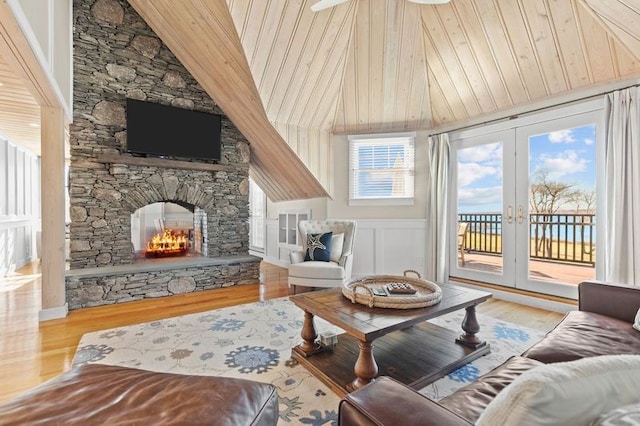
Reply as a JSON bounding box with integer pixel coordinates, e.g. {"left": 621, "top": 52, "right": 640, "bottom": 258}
{"left": 289, "top": 261, "right": 346, "bottom": 280}
{"left": 330, "top": 233, "right": 344, "bottom": 263}
{"left": 304, "top": 232, "right": 332, "bottom": 262}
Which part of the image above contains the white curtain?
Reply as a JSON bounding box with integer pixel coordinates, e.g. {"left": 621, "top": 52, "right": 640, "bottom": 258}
{"left": 425, "top": 133, "right": 450, "bottom": 283}
{"left": 604, "top": 87, "right": 640, "bottom": 285}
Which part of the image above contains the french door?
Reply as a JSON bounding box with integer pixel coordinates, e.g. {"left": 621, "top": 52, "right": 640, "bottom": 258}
{"left": 449, "top": 101, "right": 603, "bottom": 299}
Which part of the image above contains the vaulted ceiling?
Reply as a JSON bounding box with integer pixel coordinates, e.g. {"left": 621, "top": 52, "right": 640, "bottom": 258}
{"left": 2, "top": 0, "right": 640, "bottom": 201}
{"left": 230, "top": 0, "right": 640, "bottom": 133}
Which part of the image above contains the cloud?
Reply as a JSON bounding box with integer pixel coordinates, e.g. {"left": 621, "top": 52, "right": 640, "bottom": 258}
{"left": 457, "top": 142, "right": 502, "bottom": 163}
{"left": 535, "top": 150, "right": 587, "bottom": 179}
{"left": 457, "top": 162, "right": 500, "bottom": 187}
{"left": 458, "top": 186, "right": 502, "bottom": 209}
{"left": 548, "top": 129, "right": 576, "bottom": 144}
{"left": 584, "top": 138, "right": 594, "bottom": 146}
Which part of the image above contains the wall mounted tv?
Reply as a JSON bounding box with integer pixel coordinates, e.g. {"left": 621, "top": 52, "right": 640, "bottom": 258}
{"left": 126, "top": 98, "right": 222, "bottom": 161}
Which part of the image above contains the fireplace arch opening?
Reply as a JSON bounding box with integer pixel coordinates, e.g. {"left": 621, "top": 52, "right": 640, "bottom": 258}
{"left": 130, "top": 201, "right": 207, "bottom": 259}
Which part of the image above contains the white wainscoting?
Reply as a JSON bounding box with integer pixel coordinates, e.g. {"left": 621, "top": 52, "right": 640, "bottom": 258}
{"left": 0, "top": 139, "right": 40, "bottom": 277}
{"left": 350, "top": 219, "right": 427, "bottom": 278}
{"left": 262, "top": 218, "right": 427, "bottom": 277}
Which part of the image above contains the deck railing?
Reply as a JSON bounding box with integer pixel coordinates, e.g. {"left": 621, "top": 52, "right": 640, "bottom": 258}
{"left": 458, "top": 213, "right": 595, "bottom": 266}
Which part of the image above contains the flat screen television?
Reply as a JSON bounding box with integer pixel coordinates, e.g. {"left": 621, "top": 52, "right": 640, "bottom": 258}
{"left": 126, "top": 98, "right": 222, "bottom": 161}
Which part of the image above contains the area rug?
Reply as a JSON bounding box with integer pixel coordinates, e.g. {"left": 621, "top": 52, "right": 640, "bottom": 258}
{"left": 73, "top": 296, "right": 547, "bottom": 425}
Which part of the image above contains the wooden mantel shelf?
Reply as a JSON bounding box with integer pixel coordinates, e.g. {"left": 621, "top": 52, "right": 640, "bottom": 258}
{"left": 94, "top": 154, "right": 234, "bottom": 172}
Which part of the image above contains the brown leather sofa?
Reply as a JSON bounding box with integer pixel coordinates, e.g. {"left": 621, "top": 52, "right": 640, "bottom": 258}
{"left": 0, "top": 363, "right": 279, "bottom": 425}
{"left": 338, "top": 280, "right": 640, "bottom": 425}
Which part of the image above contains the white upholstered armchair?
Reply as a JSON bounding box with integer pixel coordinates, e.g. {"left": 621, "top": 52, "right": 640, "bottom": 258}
{"left": 288, "top": 219, "right": 357, "bottom": 294}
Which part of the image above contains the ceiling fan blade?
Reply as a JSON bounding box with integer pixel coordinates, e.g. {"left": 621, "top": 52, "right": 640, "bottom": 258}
{"left": 408, "top": 0, "right": 451, "bottom": 4}
{"left": 310, "top": 0, "right": 349, "bottom": 12}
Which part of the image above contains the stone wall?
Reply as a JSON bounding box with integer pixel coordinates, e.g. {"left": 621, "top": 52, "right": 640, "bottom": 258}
{"left": 66, "top": 0, "right": 260, "bottom": 309}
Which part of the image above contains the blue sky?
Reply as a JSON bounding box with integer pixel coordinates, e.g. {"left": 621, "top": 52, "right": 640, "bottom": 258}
{"left": 457, "top": 124, "right": 597, "bottom": 213}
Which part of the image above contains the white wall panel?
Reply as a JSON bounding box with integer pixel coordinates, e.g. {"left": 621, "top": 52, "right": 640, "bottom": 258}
{"left": 352, "top": 220, "right": 427, "bottom": 278}
{"left": 7, "top": 143, "right": 16, "bottom": 215}
{"left": 0, "top": 229, "right": 6, "bottom": 276}
{"left": 0, "top": 139, "right": 40, "bottom": 277}
{"left": 352, "top": 227, "right": 375, "bottom": 277}
{"left": 0, "top": 140, "right": 6, "bottom": 216}
{"left": 379, "top": 226, "right": 426, "bottom": 276}
{"left": 16, "top": 149, "right": 24, "bottom": 215}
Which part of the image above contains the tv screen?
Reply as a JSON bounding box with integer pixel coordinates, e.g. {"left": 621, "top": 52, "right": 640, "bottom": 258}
{"left": 126, "top": 98, "right": 222, "bottom": 161}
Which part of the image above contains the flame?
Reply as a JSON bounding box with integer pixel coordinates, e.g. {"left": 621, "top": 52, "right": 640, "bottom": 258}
{"left": 145, "top": 229, "right": 188, "bottom": 257}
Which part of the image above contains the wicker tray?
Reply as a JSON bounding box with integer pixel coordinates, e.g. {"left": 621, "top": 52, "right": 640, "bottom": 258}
{"left": 342, "top": 270, "right": 442, "bottom": 309}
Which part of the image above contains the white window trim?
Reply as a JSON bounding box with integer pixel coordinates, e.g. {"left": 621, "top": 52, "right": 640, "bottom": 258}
{"left": 348, "top": 132, "right": 416, "bottom": 206}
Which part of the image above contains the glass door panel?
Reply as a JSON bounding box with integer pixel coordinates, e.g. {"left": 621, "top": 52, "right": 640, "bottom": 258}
{"left": 450, "top": 130, "right": 515, "bottom": 287}
{"left": 515, "top": 115, "right": 599, "bottom": 299}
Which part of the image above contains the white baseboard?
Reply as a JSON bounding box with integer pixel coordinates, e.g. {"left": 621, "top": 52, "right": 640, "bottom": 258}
{"left": 39, "top": 303, "right": 68, "bottom": 321}
{"left": 454, "top": 282, "right": 576, "bottom": 314}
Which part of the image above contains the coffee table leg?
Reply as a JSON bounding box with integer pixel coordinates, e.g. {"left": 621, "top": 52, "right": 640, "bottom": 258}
{"left": 346, "top": 340, "right": 378, "bottom": 392}
{"left": 297, "top": 310, "right": 321, "bottom": 355}
{"left": 456, "top": 305, "right": 486, "bottom": 349}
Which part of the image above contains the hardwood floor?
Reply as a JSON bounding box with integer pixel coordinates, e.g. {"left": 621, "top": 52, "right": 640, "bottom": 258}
{"left": 0, "top": 260, "right": 564, "bottom": 404}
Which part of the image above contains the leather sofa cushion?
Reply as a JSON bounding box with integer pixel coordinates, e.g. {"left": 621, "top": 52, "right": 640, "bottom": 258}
{"left": 288, "top": 260, "right": 345, "bottom": 279}
{"left": 522, "top": 311, "right": 640, "bottom": 364}
{"left": 340, "top": 376, "right": 472, "bottom": 425}
{"left": 0, "top": 364, "right": 279, "bottom": 425}
{"left": 438, "top": 356, "right": 542, "bottom": 424}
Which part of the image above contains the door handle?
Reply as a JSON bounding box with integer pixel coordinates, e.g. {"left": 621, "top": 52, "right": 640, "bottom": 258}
{"left": 517, "top": 206, "right": 524, "bottom": 224}
{"left": 507, "top": 206, "right": 513, "bottom": 224}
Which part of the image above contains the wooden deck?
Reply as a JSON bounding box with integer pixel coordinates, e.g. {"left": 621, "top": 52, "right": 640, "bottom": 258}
{"left": 458, "top": 252, "right": 595, "bottom": 286}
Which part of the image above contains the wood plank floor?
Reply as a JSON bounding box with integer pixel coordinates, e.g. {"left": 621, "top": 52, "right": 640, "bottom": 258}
{"left": 0, "top": 260, "right": 565, "bottom": 404}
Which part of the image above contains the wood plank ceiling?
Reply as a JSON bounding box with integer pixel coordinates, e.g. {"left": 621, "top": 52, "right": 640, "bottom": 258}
{"left": 1, "top": 0, "right": 640, "bottom": 201}
{"left": 0, "top": 53, "right": 40, "bottom": 155}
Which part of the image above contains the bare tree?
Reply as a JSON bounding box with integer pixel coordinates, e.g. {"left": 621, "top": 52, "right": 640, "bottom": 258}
{"left": 529, "top": 169, "right": 579, "bottom": 258}
{"left": 568, "top": 189, "right": 596, "bottom": 256}
{"left": 568, "top": 189, "right": 596, "bottom": 214}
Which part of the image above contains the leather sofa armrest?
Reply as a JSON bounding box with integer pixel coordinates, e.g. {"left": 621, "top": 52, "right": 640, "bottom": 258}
{"left": 579, "top": 280, "right": 640, "bottom": 323}
{"left": 289, "top": 250, "right": 305, "bottom": 264}
{"left": 339, "top": 376, "right": 472, "bottom": 426}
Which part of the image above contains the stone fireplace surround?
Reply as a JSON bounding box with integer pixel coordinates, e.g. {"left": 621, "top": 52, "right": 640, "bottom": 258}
{"left": 65, "top": 0, "right": 261, "bottom": 310}
{"left": 65, "top": 147, "right": 261, "bottom": 311}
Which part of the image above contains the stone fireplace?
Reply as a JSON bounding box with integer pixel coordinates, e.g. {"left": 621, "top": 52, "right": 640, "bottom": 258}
{"left": 65, "top": 0, "right": 261, "bottom": 310}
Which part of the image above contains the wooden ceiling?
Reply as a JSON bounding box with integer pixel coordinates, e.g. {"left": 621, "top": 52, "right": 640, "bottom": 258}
{"left": 228, "top": 0, "right": 640, "bottom": 134}
{"left": 1, "top": 0, "right": 640, "bottom": 200}
{"left": 0, "top": 53, "right": 41, "bottom": 155}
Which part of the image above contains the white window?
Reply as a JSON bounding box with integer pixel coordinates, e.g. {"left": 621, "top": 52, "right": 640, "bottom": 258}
{"left": 249, "top": 178, "right": 266, "bottom": 252}
{"left": 348, "top": 132, "right": 415, "bottom": 205}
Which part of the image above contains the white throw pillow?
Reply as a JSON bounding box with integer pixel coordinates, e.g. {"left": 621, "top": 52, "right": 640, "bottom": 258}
{"left": 591, "top": 401, "right": 640, "bottom": 425}
{"left": 633, "top": 307, "right": 640, "bottom": 331}
{"left": 330, "top": 233, "right": 344, "bottom": 263}
{"left": 476, "top": 355, "right": 640, "bottom": 426}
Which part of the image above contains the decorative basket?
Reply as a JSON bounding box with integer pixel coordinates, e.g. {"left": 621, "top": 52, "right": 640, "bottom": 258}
{"left": 342, "top": 270, "right": 442, "bottom": 309}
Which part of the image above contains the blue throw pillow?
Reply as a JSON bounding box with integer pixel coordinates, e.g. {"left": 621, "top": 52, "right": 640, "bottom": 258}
{"left": 304, "top": 232, "right": 332, "bottom": 262}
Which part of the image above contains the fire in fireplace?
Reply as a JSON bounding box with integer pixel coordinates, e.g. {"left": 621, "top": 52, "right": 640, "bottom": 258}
{"left": 144, "top": 229, "right": 189, "bottom": 258}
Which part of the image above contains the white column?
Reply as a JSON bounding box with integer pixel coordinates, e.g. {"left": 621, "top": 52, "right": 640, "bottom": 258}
{"left": 39, "top": 106, "right": 67, "bottom": 320}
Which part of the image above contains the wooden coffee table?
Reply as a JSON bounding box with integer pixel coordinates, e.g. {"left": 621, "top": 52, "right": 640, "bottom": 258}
{"left": 290, "top": 282, "right": 492, "bottom": 396}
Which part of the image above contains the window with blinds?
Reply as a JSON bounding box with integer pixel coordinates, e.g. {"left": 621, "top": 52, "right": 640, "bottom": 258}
{"left": 348, "top": 132, "right": 415, "bottom": 205}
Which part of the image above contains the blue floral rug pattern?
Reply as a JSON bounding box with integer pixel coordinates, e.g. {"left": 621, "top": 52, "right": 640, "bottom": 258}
{"left": 74, "top": 297, "right": 546, "bottom": 425}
